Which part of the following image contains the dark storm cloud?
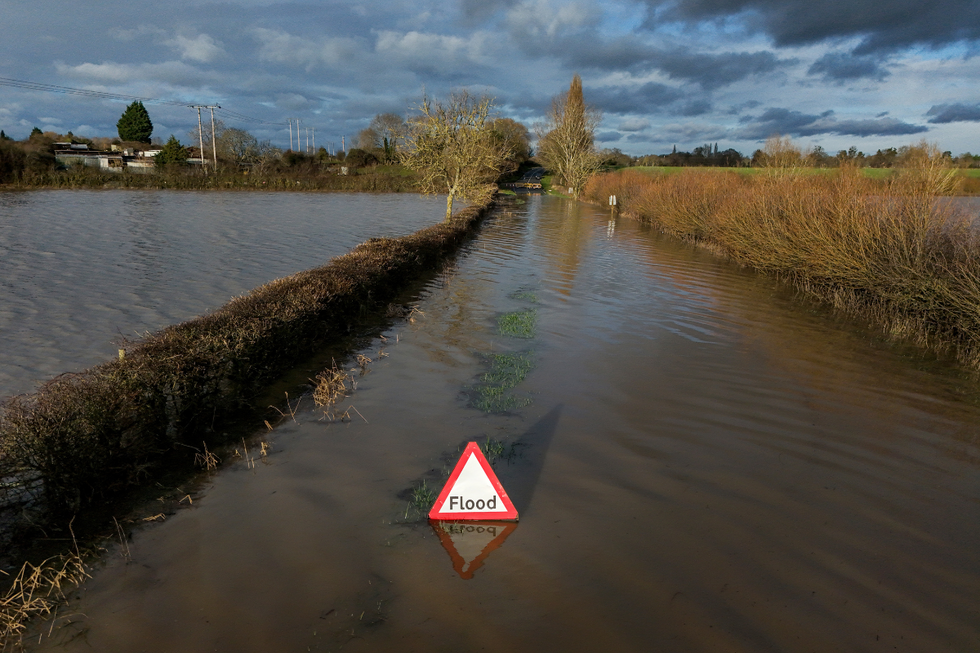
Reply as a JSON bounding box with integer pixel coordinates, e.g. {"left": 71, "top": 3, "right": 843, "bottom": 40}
{"left": 653, "top": 49, "right": 788, "bottom": 89}
{"left": 551, "top": 34, "right": 791, "bottom": 89}
{"left": 589, "top": 82, "right": 684, "bottom": 114}
{"left": 807, "top": 52, "right": 890, "bottom": 82}
{"left": 458, "top": 0, "right": 518, "bottom": 21}
{"left": 679, "top": 99, "right": 712, "bottom": 116}
{"left": 926, "top": 103, "right": 980, "bottom": 123}
{"left": 641, "top": 0, "right": 980, "bottom": 53}
{"left": 736, "top": 107, "right": 928, "bottom": 139}
{"left": 596, "top": 131, "right": 624, "bottom": 142}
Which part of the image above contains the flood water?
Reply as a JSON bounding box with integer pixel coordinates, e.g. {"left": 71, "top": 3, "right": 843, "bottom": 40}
{"left": 0, "top": 190, "right": 446, "bottom": 399}
{"left": 20, "top": 194, "right": 980, "bottom": 652}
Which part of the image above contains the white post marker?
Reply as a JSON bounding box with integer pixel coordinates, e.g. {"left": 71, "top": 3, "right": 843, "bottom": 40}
{"left": 429, "top": 442, "right": 518, "bottom": 521}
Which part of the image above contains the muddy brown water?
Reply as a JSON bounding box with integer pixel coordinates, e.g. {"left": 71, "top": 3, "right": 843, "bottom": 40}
{"left": 24, "top": 195, "right": 980, "bottom": 652}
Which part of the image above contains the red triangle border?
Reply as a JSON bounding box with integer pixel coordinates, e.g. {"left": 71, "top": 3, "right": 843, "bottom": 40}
{"left": 429, "top": 442, "right": 519, "bottom": 521}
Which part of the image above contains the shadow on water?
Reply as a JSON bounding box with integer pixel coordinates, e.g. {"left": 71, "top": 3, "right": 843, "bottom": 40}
{"left": 500, "top": 403, "right": 563, "bottom": 517}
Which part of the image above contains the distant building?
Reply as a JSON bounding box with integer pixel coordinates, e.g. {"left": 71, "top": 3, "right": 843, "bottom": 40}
{"left": 54, "top": 143, "right": 166, "bottom": 173}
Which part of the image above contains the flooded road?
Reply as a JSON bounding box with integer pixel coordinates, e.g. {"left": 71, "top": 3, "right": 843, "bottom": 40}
{"left": 34, "top": 195, "right": 980, "bottom": 652}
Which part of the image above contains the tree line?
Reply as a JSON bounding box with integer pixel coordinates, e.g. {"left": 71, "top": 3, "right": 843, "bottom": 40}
{"left": 616, "top": 141, "right": 980, "bottom": 169}
{"left": 0, "top": 82, "right": 608, "bottom": 209}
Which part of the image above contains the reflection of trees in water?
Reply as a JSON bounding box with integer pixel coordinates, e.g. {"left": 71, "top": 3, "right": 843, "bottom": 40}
{"left": 413, "top": 271, "right": 491, "bottom": 368}
{"left": 534, "top": 198, "right": 590, "bottom": 297}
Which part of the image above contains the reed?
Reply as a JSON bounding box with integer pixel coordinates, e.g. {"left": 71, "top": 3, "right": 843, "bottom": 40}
{"left": 585, "top": 148, "right": 980, "bottom": 367}
{"left": 0, "top": 552, "right": 88, "bottom": 650}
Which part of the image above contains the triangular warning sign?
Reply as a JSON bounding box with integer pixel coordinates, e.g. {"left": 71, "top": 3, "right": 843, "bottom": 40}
{"left": 429, "top": 442, "right": 518, "bottom": 521}
{"left": 432, "top": 521, "right": 518, "bottom": 579}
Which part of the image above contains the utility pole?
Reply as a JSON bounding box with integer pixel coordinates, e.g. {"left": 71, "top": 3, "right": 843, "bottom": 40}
{"left": 191, "top": 105, "right": 220, "bottom": 174}
{"left": 341, "top": 135, "right": 345, "bottom": 153}
{"left": 208, "top": 105, "right": 219, "bottom": 172}
{"left": 194, "top": 106, "right": 206, "bottom": 175}
{"left": 288, "top": 120, "right": 293, "bottom": 151}
{"left": 312, "top": 128, "right": 315, "bottom": 154}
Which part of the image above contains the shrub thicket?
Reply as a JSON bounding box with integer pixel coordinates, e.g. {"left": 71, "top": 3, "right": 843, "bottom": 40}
{"left": 585, "top": 152, "right": 980, "bottom": 367}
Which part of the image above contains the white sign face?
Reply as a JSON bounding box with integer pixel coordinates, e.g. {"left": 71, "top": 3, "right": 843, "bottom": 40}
{"left": 429, "top": 442, "right": 518, "bottom": 521}
{"left": 440, "top": 453, "right": 503, "bottom": 513}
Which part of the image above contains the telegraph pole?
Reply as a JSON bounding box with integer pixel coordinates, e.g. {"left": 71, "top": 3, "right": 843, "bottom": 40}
{"left": 288, "top": 120, "right": 293, "bottom": 151}
{"left": 208, "top": 105, "right": 219, "bottom": 172}
{"left": 191, "top": 105, "right": 220, "bottom": 173}
{"left": 194, "top": 106, "right": 206, "bottom": 175}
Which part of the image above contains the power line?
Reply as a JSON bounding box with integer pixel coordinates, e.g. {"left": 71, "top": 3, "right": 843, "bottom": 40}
{"left": 0, "top": 76, "right": 288, "bottom": 127}
{"left": 0, "top": 76, "right": 191, "bottom": 107}
{"left": 215, "top": 107, "right": 284, "bottom": 127}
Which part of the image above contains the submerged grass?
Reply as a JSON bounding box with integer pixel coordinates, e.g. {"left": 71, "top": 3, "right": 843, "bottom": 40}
{"left": 497, "top": 309, "right": 537, "bottom": 338}
{"left": 472, "top": 352, "right": 534, "bottom": 413}
{"left": 404, "top": 480, "right": 436, "bottom": 519}
{"left": 585, "top": 148, "right": 980, "bottom": 368}
{"left": 508, "top": 289, "right": 539, "bottom": 303}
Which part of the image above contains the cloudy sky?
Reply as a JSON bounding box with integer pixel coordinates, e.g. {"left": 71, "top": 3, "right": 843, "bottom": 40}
{"left": 2, "top": 0, "right": 979, "bottom": 157}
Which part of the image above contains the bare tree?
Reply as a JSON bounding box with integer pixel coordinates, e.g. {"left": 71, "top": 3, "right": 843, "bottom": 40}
{"left": 358, "top": 113, "right": 406, "bottom": 164}
{"left": 401, "top": 91, "right": 515, "bottom": 220}
{"left": 217, "top": 128, "right": 261, "bottom": 165}
{"left": 536, "top": 74, "right": 602, "bottom": 198}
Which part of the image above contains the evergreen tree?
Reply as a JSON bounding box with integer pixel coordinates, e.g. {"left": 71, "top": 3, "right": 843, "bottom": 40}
{"left": 30, "top": 127, "right": 42, "bottom": 137}
{"left": 117, "top": 101, "right": 153, "bottom": 143}
{"left": 154, "top": 135, "right": 187, "bottom": 167}
{"left": 0, "top": 130, "right": 10, "bottom": 141}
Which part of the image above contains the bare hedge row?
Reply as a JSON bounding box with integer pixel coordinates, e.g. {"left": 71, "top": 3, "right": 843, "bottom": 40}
{"left": 0, "top": 200, "right": 492, "bottom": 520}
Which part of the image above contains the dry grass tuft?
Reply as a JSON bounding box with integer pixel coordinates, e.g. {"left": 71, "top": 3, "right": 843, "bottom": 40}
{"left": 1, "top": 553, "right": 88, "bottom": 650}
{"left": 312, "top": 362, "right": 350, "bottom": 407}
{"left": 193, "top": 442, "right": 220, "bottom": 471}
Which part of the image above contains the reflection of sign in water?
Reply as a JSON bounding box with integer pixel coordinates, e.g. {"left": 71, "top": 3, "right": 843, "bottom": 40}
{"left": 429, "top": 442, "right": 518, "bottom": 521}
{"left": 432, "top": 521, "right": 518, "bottom": 579}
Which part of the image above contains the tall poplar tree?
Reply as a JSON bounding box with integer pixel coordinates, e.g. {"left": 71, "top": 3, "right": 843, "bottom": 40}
{"left": 117, "top": 101, "right": 153, "bottom": 143}
{"left": 536, "top": 74, "right": 602, "bottom": 198}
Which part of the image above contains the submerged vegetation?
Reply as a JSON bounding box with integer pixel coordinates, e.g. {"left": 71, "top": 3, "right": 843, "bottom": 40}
{"left": 585, "top": 141, "right": 980, "bottom": 368}
{"left": 497, "top": 309, "right": 537, "bottom": 339}
{"left": 472, "top": 352, "right": 534, "bottom": 413}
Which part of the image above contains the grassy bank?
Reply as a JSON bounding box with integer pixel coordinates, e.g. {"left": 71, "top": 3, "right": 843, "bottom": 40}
{"left": 0, "top": 198, "right": 493, "bottom": 531}
{"left": 619, "top": 165, "right": 980, "bottom": 194}
{"left": 584, "top": 158, "right": 980, "bottom": 368}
